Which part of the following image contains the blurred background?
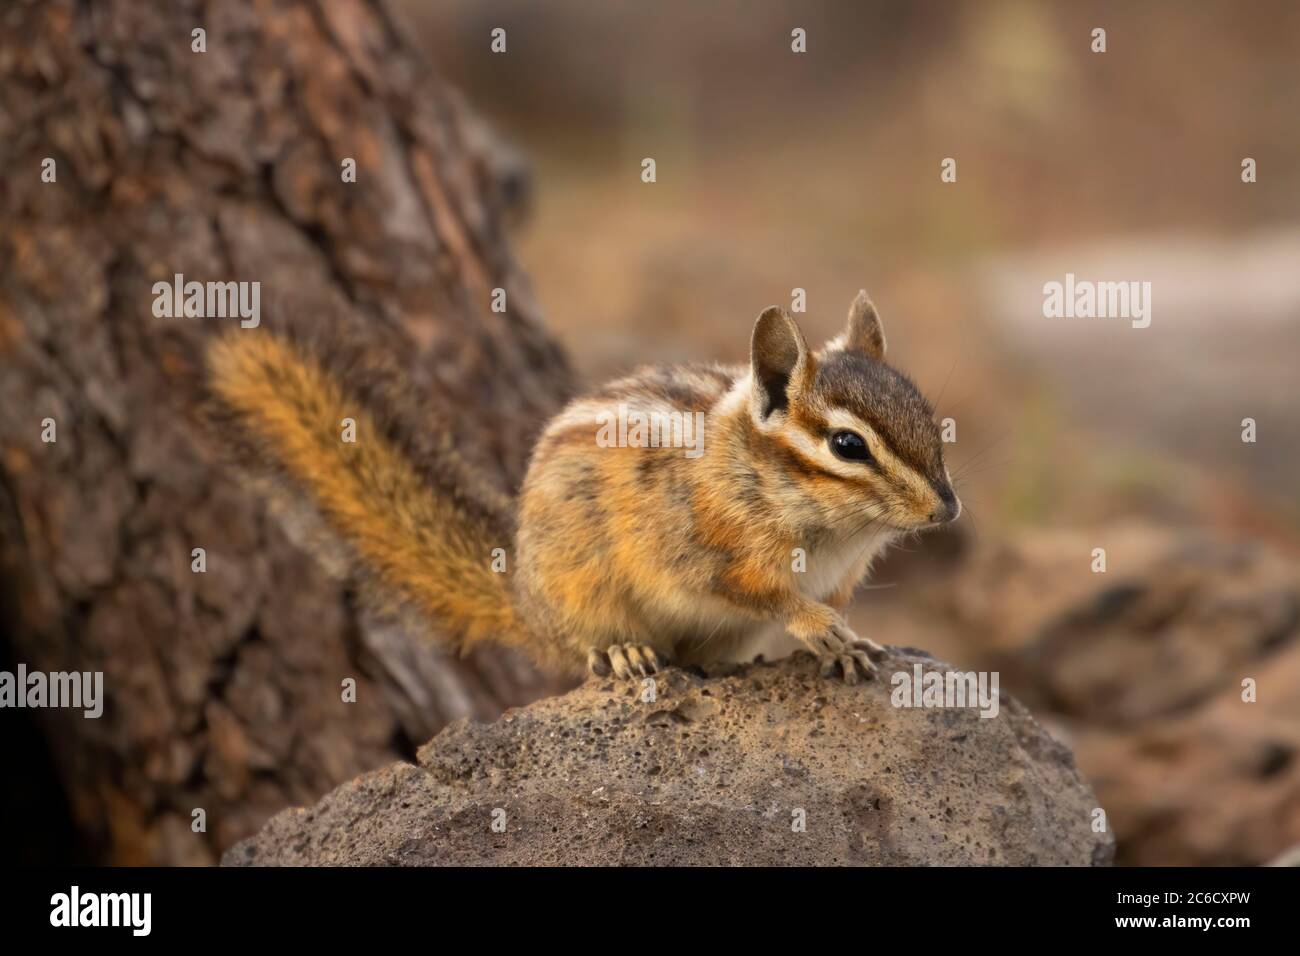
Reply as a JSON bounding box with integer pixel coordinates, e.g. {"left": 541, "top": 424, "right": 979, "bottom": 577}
{"left": 1, "top": 0, "right": 1296, "bottom": 868}
{"left": 402, "top": 0, "right": 1300, "bottom": 865}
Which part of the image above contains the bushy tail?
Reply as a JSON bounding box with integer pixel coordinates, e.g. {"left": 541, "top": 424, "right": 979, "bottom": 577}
{"left": 208, "top": 333, "right": 524, "bottom": 654}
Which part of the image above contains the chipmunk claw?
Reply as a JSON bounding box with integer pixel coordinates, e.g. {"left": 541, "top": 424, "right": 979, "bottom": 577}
{"left": 817, "top": 648, "right": 876, "bottom": 683}
{"left": 588, "top": 643, "right": 665, "bottom": 680}
{"left": 807, "top": 621, "right": 878, "bottom": 683}
{"left": 851, "top": 636, "right": 887, "bottom": 661}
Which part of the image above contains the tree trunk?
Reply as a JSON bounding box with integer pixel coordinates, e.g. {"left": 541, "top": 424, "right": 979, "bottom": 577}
{"left": 0, "top": 0, "right": 573, "bottom": 864}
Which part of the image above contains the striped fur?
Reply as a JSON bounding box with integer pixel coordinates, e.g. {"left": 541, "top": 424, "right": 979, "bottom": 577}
{"left": 207, "top": 335, "right": 559, "bottom": 664}
{"left": 516, "top": 294, "right": 959, "bottom": 673}
{"left": 209, "top": 293, "right": 957, "bottom": 680}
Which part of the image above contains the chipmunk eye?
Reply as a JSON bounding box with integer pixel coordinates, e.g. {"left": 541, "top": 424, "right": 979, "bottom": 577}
{"left": 829, "top": 430, "right": 873, "bottom": 463}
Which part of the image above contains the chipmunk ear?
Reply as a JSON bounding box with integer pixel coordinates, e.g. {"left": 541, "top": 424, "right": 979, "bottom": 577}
{"left": 750, "top": 305, "right": 812, "bottom": 420}
{"left": 843, "top": 290, "right": 886, "bottom": 360}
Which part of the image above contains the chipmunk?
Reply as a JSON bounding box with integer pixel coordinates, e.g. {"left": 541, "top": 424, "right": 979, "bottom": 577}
{"left": 208, "top": 291, "right": 959, "bottom": 684}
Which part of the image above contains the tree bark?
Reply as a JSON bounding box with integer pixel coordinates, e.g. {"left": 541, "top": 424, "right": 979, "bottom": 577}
{"left": 0, "top": 0, "right": 573, "bottom": 864}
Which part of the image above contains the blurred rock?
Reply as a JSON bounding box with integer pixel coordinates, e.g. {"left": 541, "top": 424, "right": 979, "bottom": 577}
{"left": 941, "top": 524, "right": 1300, "bottom": 864}
{"left": 223, "top": 651, "right": 1110, "bottom": 866}
{"left": 1267, "top": 844, "right": 1300, "bottom": 867}
{"left": 1074, "top": 640, "right": 1300, "bottom": 866}
{"left": 945, "top": 525, "right": 1299, "bottom": 724}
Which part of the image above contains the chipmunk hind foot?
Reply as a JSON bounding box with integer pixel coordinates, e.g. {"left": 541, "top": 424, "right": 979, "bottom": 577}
{"left": 587, "top": 644, "right": 667, "bottom": 680}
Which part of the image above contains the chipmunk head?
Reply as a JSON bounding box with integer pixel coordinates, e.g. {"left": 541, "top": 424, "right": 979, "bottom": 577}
{"left": 747, "top": 291, "right": 959, "bottom": 533}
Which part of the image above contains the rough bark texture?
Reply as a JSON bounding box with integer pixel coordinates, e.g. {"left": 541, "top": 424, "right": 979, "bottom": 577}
{"left": 0, "top": 0, "right": 573, "bottom": 864}
{"left": 223, "top": 651, "right": 1115, "bottom": 867}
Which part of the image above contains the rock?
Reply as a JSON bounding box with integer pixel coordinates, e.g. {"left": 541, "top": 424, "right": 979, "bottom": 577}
{"left": 1072, "top": 639, "right": 1300, "bottom": 866}
{"left": 937, "top": 524, "right": 1300, "bottom": 865}
{"left": 222, "top": 649, "right": 1112, "bottom": 866}
{"left": 945, "top": 526, "right": 1300, "bottom": 726}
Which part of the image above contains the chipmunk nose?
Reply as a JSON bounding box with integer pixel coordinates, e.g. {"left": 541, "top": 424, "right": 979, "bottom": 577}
{"left": 929, "top": 486, "right": 960, "bottom": 524}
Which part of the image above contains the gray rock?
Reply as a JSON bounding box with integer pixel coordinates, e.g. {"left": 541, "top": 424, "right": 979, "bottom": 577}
{"left": 222, "top": 649, "right": 1113, "bottom": 866}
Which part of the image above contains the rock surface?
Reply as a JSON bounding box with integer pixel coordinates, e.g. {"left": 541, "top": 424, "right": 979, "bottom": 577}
{"left": 223, "top": 649, "right": 1113, "bottom": 866}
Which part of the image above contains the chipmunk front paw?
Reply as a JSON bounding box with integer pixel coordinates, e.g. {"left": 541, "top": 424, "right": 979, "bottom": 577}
{"left": 587, "top": 643, "right": 666, "bottom": 680}
{"left": 797, "top": 616, "right": 885, "bottom": 685}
